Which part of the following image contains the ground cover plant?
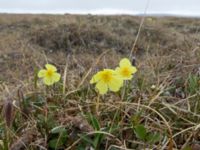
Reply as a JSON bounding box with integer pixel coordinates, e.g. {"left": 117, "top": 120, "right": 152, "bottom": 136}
{"left": 0, "top": 14, "right": 200, "bottom": 150}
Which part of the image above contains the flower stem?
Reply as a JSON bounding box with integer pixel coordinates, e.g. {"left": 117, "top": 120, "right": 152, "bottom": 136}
{"left": 121, "top": 81, "right": 127, "bottom": 100}
{"left": 96, "top": 94, "right": 100, "bottom": 115}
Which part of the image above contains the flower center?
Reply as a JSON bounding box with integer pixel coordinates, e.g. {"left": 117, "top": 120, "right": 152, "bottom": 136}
{"left": 121, "top": 67, "right": 130, "bottom": 77}
{"left": 101, "top": 72, "right": 112, "bottom": 83}
{"left": 46, "top": 69, "right": 54, "bottom": 77}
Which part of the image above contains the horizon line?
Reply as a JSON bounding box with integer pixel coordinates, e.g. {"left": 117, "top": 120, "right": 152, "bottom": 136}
{"left": 0, "top": 9, "right": 200, "bottom": 18}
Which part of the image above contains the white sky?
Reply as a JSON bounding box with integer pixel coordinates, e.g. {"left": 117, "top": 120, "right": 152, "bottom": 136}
{"left": 0, "top": 0, "right": 200, "bottom": 16}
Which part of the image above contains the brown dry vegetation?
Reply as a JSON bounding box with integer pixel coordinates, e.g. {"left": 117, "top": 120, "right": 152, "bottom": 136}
{"left": 1, "top": 14, "right": 200, "bottom": 150}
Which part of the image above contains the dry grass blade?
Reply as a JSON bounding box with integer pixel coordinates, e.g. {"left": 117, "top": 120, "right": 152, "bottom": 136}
{"left": 63, "top": 57, "right": 69, "bottom": 94}
{"left": 77, "top": 49, "right": 110, "bottom": 89}
{"left": 109, "top": 102, "right": 173, "bottom": 149}
{"left": 10, "top": 130, "right": 37, "bottom": 150}
{"left": 65, "top": 131, "right": 121, "bottom": 150}
{"left": 61, "top": 115, "right": 93, "bottom": 132}
{"left": 129, "top": 0, "right": 150, "bottom": 58}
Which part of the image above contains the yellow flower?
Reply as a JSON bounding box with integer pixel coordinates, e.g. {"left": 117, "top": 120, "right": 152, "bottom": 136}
{"left": 90, "top": 69, "right": 123, "bottom": 95}
{"left": 115, "top": 58, "right": 137, "bottom": 80}
{"left": 38, "top": 64, "right": 61, "bottom": 86}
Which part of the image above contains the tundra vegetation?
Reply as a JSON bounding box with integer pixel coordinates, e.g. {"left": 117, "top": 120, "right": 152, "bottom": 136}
{"left": 0, "top": 14, "right": 200, "bottom": 150}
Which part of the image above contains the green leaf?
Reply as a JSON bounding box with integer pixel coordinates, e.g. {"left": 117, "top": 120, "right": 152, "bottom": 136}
{"left": 134, "top": 124, "right": 147, "bottom": 141}
{"left": 48, "top": 138, "right": 63, "bottom": 149}
{"left": 187, "top": 74, "right": 200, "bottom": 94}
{"left": 93, "top": 133, "right": 104, "bottom": 149}
{"left": 46, "top": 114, "right": 57, "bottom": 130}
{"left": 77, "top": 145, "right": 86, "bottom": 150}
{"left": 50, "top": 126, "right": 66, "bottom": 134}
{"left": 48, "top": 127, "right": 68, "bottom": 149}
{"left": 34, "top": 67, "right": 38, "bottom": 89}
{"left": 107, "top": 124, "right": 120, "bottom": 133}
{"left": 79, "top": 134, "right": 95, "bottom": 147}
{"left": 88, "top": 113, "right": 100, "bottom": 130}
{"left": 131, "top": 113, "right": 141, "bottom": 126}
{"left": 146, "top": 132, "right": 161, "bottom": 144}
{"left": 182, "top": 145, "right": 192, "bottom": 150}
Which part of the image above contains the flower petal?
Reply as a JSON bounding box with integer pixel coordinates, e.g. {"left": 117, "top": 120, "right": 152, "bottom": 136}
{"left": 43, "top": 77, "right": 54, "bottom": 85}
{"left": 130, "top": 66, "right": 137, "bottom": 74}
{"left": 124, "top": 75, "right": 133, "bottom": 80}
{"left": 38, "top": 69, "right": 47, "bottom": 78}
{"left": 119, "top": 58, "right": 131, "bottom": 67}
{"left": 52, "top": 73, "right": 61, "bottom": 82}
{"left": 108, "top": 77, "right": 123, "bottom": 92}
{"left": 115, "top": 67, "right": 132, "bottom": 80}
{"left": 90, "top": 72, "right": 101, "bottom": 84}
{"left": 115, "top": 67, "right": 120, "bottom": 74}
{"left": 96, "top": 81, "right": 108, "bottom": 95}
{"left": 45, "top": 64, "right": 57, "bottom": 72}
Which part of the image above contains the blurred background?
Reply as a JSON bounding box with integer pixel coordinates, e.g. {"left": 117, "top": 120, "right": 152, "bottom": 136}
{"left": 0, "top": 0, "right": 200, "bottom": 17}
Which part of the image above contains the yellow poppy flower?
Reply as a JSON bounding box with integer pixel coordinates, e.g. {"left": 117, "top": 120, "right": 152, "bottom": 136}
{"left": 90, "top": 69, "right": 123, "bottom": 95}
{"left": 115, "top": 58, "right": 137, "bottom": 80}
{"left": 38, "top": 64, "right": 61, "bottom": 86}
